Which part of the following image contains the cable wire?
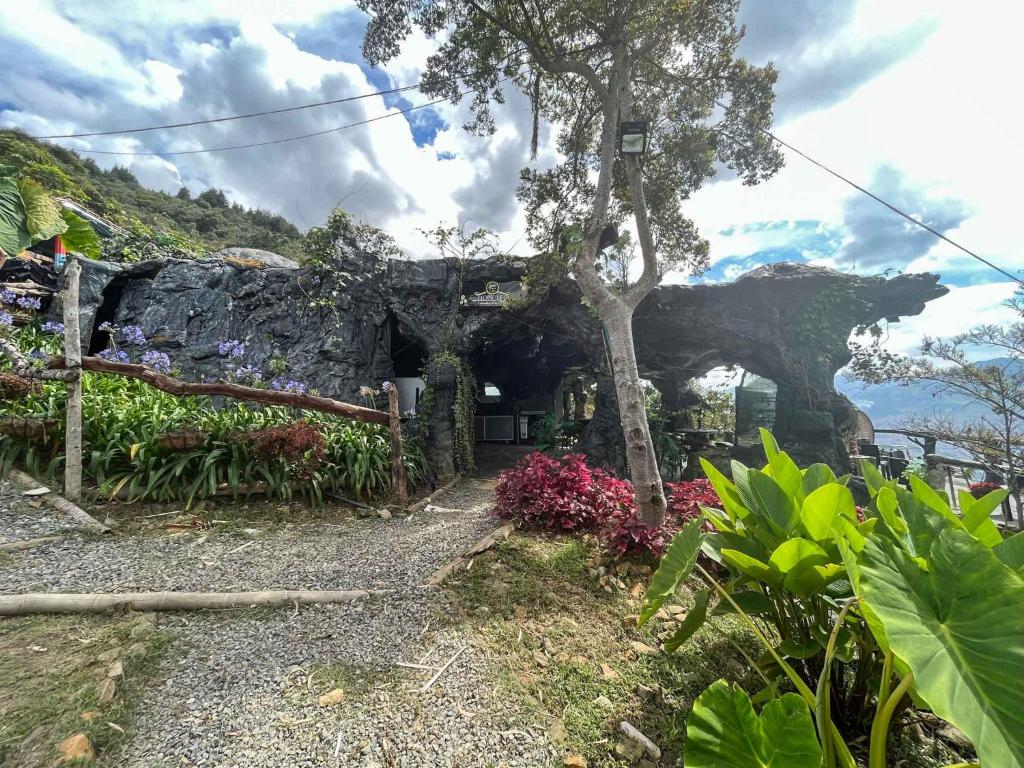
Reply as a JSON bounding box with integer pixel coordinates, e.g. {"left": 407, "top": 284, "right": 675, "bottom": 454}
{"left": 31, "top": 83, "right": 425, "bottom": 139}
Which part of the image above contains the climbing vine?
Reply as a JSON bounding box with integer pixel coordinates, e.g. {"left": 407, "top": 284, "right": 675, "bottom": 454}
{"left": 423, "top": 350, "right": 477, "bottom": 476}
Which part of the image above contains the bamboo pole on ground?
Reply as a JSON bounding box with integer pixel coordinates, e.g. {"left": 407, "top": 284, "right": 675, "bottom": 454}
{"left": 386, "top": 383, "right": 407, "bottom": 503}
{"left": 0, "top": 589, "right": 373, "bottom": 615}
{"left": 62, "top": 255, "right": 83, "bottom": 501}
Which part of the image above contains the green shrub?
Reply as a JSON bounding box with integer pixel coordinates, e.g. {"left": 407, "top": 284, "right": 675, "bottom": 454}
{"left": 640, "top": 429, "right": 1024, "bottom": 768}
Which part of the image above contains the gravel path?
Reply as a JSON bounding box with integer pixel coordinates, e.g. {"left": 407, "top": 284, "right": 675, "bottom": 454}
{"left": 1, "top": 478, "right": 557, "bottom": 767}
{"left": 0, "top": 477, "right": 84, "bottom": 545}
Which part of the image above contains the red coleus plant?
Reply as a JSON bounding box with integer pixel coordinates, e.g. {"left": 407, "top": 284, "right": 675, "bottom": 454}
{"left": 969, "top": 481, "right": 1004, "bottom": 499}
{"left": 244, "top": 420, "right": 326, "bottom": 479}
{"left": 665, "top": 478, "right": 721, "bottom": 532}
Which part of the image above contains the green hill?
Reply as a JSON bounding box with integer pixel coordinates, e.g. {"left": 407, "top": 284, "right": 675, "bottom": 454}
{"left": 0, "top": 129, "right": 304, "bottom": 260}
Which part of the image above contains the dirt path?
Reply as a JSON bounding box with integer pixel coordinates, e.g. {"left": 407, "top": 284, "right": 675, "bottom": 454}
{"left": 0, "top": 478, "right": 557, "bottom": 767}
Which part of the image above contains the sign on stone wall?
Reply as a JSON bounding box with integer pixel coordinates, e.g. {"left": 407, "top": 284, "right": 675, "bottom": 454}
{"left": 462, "top": 280, "right": 522, "bottom": 307}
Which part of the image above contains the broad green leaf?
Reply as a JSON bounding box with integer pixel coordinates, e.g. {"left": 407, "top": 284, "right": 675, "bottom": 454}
{"left": 960, "top": 488, "right": 1008, "bottom": 548}
{"left": 995, "top": 532, "right": 1024, "bottom": 574}
{"left": 801, "top": 463, "right": 837, "bottom": 496}
{"left": 855, "top": 529, "right": 1024, "bottom": 768}
{"left": 908, "top": 474, "right": 959, "bottom": 524}
{"left": 18, "top": 177, "right": 66, "bottom": 242}
{"left": 710, "top": 589, "right": 774, "bottom": 617}
{"left": 639, "top": 520, "right": 705, "bottom": 626}
{"left": 768, "top": 451, "right": 803, "bottom": 505}
{"left": 60, "top": 209, "right": 101, "bottom": 259}
{"left": 734, "top": 464, "right": 795, "bottom": 537}
{"left": 685, "top": 680, "right": 822, "bottom": 768}
{"left": 768, "top": 538, "right": 828, "bottom": 574}
{"left": 800, "top": 484, "right": 855, "bottom": 540}
{"left": 665, "top": 590, "right": 710, "bottom": 652}
{"left": 0, "top": 175, "right": 30, "bottom": 257}
{"left": 778, "top": 636, "right": 821, "bottom": 659}
{"left": 859, "top": 459, "right": 887, "bottom": 496}
{"left": 701, "top": 458, "right": 749, "bottom": 521}
{"left": 759, "top": 427, "right": 780, "bottom": 464}
{"left": 721, "top": 549, "right": 780, "bottom": 588}
{"left": 875, "top": 486, "right": 908, "bottom": 535}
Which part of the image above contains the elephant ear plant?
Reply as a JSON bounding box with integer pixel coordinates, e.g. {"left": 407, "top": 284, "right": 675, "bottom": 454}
{"left": 639, "top": 429, "right": 1024, "bottom": 768}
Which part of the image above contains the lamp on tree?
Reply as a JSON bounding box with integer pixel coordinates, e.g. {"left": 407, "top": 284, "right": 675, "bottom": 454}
{"left": 617, "top": 120, "right": 650, "bottom": 156}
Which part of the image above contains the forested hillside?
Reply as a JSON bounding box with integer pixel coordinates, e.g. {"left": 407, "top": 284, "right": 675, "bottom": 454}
{"left": 0, "top": 129, "right": 304, "bottom": 260}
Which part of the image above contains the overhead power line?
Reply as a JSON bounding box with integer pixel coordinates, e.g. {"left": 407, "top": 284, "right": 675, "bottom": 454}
{"left": 68, "top": 94, "right": 456, "bottom": 157}
{"left": 31, "top": 82, "right": 424, "bottom": 139}
{"left": 705, "top": 89, "right": 1023, "bottom": 287}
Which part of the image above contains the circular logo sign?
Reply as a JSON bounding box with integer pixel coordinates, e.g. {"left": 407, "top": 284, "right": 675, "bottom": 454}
{"left": 485, "top": 281, "right": 500, "bottom": 295}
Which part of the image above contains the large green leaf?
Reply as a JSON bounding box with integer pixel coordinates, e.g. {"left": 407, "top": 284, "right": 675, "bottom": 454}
{"left": 709, "top": 589, "right": 775, "bottom": 617}
{"left": 0, "top": 175, "right": 30, "bottom": 257}
{"left": 639, "top": 519, "right": 705, "bottom": 626}
{"left": 995, "top": 532, "right": 1024, "bottom": 574}
{"left": 855, "top": 529, "right": 1024, "bottom": 768}
{"left": 800, "top": 484, "right": 855, "bottom": 541}
{"left": 701, "top": 457, "right": 750, "bottom": 522}
{"left": 801, "top": 463, "right": 837, "bottom": 496}
{"left": 685, "top": 680, "right": 822, "bottom": 768}
{"left": 665, "top": 589, "right": 710, "bottom": 652}
{"left": 959, "top": 488, "right": 1008, "bottom": 548}
{"left": 733, "top": 463, "right": 796, "bottom": 537}
{"left": 18, "top": 177, "right": 66, "bottom": 243}
{"left": 60, "top": 209, "right": 101, "bottom": 259}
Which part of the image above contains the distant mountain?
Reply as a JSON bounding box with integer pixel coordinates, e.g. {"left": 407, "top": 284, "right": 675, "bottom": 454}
{"left": 837, "top": 357, "right": 1019, "bottom": 427}
{"left": 0, "top": 129, "right": 305, "bottom": 260}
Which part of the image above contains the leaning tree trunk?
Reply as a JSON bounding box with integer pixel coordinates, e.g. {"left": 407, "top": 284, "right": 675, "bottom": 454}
{"left": 603, "top": 304, "right": 666, "bottom": 526}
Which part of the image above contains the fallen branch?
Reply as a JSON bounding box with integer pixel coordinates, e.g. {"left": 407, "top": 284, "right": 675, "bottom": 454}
{"left": 0, "top": 535, "right": 65, "bottom": 552}
{"left": 405, "top": 475, "right": 461, "bottom": 516}
{"left": 45, "top": 355, "right": 389, "bottom": 425}
{"left": 5, "top": 468, "right": 110, "bottom": 533}
{"left": 422, "top": 522, "right": 515, "bottom": 586}
{"left": 0, "top": 337, "right": 76, "bottom": 381}
{"left": 419, "top": 645, "right": 469, "bottom": 692}
{"left": 0, "top": 589, "right": 373, "bottom": 615}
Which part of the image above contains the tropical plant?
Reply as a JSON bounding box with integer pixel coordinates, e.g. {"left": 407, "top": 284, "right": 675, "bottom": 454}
{"left": 639, "top": 429, "right": 1024, "bottom": 767}
{"left": 0, "top": 165, "right": 100, "bottom": 258}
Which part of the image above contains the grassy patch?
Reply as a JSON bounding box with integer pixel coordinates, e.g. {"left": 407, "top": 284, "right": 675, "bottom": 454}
{"left": 0, "top": 613, "right": 169, "bottom": 767}
{"left": 307, "top": 663, "right": 407, "bottom": 704}
{"left": 443, "top": 533, "right": 760, "bottom": 766}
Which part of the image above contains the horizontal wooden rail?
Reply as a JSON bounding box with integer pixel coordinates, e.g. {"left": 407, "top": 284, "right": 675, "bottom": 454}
{"left": 46, "top": 355, "right": 389, "bottom": 425}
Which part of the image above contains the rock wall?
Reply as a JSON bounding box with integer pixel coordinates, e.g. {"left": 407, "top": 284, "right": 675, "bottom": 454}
{"left": 56, "top": 225, "right": 948, "bottom": 475}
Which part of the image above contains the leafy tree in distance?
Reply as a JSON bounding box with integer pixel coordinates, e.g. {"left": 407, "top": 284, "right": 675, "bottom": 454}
{"left": 358, "top": 0, "right": 784, "bottom": 524}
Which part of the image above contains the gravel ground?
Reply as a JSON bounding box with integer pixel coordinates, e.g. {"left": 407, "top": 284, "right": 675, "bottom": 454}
{"left": 0, "top": 477, "right": 85, "bottom": 545}
{"left": 2, "top": 478, "right": 556, "bottom": 766}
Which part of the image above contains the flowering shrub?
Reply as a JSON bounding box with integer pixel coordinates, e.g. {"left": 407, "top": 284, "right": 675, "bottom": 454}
{"left": 97, "top": 348, "right": 130, "bottom": 363}
{"left": 665, "top": 479, "right": 721, "bottom": 532}
{"left": 234, "top": 365, "right": 263, "bottom": 384}
{"left": 496, "top": 452, "right": 632, "bottom": 532}
{"left": 0, "top": 288, "right": 15, "bottom": 304}
{"left": 602, "top": 506, "right": 674, "bottom": 558}
{"left": 271, "top": 377, "right": 308, "bottom": 394}
{"left": 0, "top": 311, "right": 12, "bottom": 327}
{"left": 969, "top": 481, "right": 1004, "bottom": 499}
{"left": 40, "top": 321, "right": 64, "bottom": 335}
{"left": 244, "top": 420, "right": 326, "bottom": 480}
{"left": 218, "top": 339, "right": 245, "bottom": 359}
{"left": 141, "top": 349, "right": 171, "bottom": 373}
{"left": 120, "top": 324, "right": 147, "bottom": 346}
{"left": 15, "top": 296, "right": 41, "bottom": 311}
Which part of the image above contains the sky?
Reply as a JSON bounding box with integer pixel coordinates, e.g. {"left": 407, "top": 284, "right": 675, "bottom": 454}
{"left": 1, "top": 0, "right": 1021, "bottom": 358}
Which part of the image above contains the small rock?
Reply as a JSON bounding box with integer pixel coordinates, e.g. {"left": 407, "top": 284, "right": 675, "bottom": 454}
{"left": 630, "top": 641, "right": 659, "bottom": 657}
{"left": 532, "top": 650, "right": 549, "bottom": 668}
{"left": 621, "top": 614, "right": 640, "bottom": 629}
{"left": 80, "top": 711, "right": 100, "bottom": 721}
{"left": 97, "top": 677, "right": 117, "bottom": 703}
{"left": 129, "top": 623, "right": 153, "bottom": 641}
{"left": 105, "top": 660, "right": 124, "bottom": 678}
{"left": 96, "top": 648, "right": 121, "bottom": 663}
{"left": 615, "top": 739, "right": 646, "bottom": 762}
{"left": 600, "top": 663, "right": 620, "bottom": 680}
{"left": 548, "top": 718, "right": 568, "bottom": 745}
{"left": 563, "top": 755, "right": 588, "bottom": 767}
{"left": 125, "top": 642, "right": 149, "bottom": 659}
{"left": 57, "top": 732, "right": 95, "bottom": 763}
{"left": 593, "top": 694, "right": 613, "bottom": 710}
{"left": 377, "top": 508, "right": 392, "bottom": 520}
{"left": 317, "top": 688, "right": 344, "bottom": 706}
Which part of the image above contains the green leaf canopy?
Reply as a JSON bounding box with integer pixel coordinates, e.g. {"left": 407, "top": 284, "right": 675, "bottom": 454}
{"left": 685, "top": 680, "right": 822, "bottom": 768}
{"left": 855, "top": 529, "right": 1024, "bottom": 768}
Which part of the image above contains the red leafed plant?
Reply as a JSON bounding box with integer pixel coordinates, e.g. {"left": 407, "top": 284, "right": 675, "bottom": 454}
{"left": 665, "top": 479, "right": 721, "bottom": 532}
{"left": 244, "top": 421, "right": 326, "bottom": 479}
{"left": 495, "top": 452, "right": 627, "bottom": 532}
{"left": 969, "top": 480, "right": 1004, "bottom": 499}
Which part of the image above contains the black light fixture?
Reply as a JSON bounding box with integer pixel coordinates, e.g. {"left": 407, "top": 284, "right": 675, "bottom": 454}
{"left": 617, "top": 120, "right": 650, "bottom": 156}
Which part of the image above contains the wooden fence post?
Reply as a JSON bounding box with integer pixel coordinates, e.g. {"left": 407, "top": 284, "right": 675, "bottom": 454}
{"left": 62, "top": 256, "right": 83, "bottom": 501}
{"left": 386, "top": 382, "right": 407, "bottom": 503}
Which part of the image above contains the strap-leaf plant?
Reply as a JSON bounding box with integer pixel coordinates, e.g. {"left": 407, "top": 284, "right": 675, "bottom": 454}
{"left": 639, "top": 428, "right": 1024, "bottom": 767}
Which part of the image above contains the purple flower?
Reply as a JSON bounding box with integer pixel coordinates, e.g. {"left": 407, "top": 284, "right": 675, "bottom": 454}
{"left": 0, "top": 311, "right": 12, "bottom": 327}
{"left": 16, "top": 296, "right": 41, "bottom": 311}
{"left": 141, "top": 349, "right": 171, "bottom": 373}
{"left": 218, "top": 339, "right": 245, "bottom": 359}
{"left": 235, "top": 365, "right": 263, "bottom": 384}
{"left": 270, "top": 377, "right": 307, "bottom": 395}
{"left": 98, "top": 321, "right": 115, "bottom": 332}
{"left": 41, "top": 321, "right": 65, "bottom": 334}
{"left": 1, "top": 288, "right": 16, "bottom": 304}
{"left": 381, "top": 381, "right": 394, "bottom": 392}
{"left": 97, "top": 348, "right": 130, "bottom": 364}
{"left": 120, "top": 324, "right": 147, "bottom": 346}
{"left": 29, "top": 348, "right": 48, "bottom": 359}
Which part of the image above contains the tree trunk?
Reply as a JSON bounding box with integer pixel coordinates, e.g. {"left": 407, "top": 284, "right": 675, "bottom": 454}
{"left": 62, "top": 256, "right": 83, "bottom": 501}
{"left": 603, "top": 308, "right": 667, "bottom": 526}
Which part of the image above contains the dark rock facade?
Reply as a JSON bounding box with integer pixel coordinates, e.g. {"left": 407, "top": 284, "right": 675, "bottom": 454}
{"left": 56, "top": 226, "right": 948, "bottom": 476}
